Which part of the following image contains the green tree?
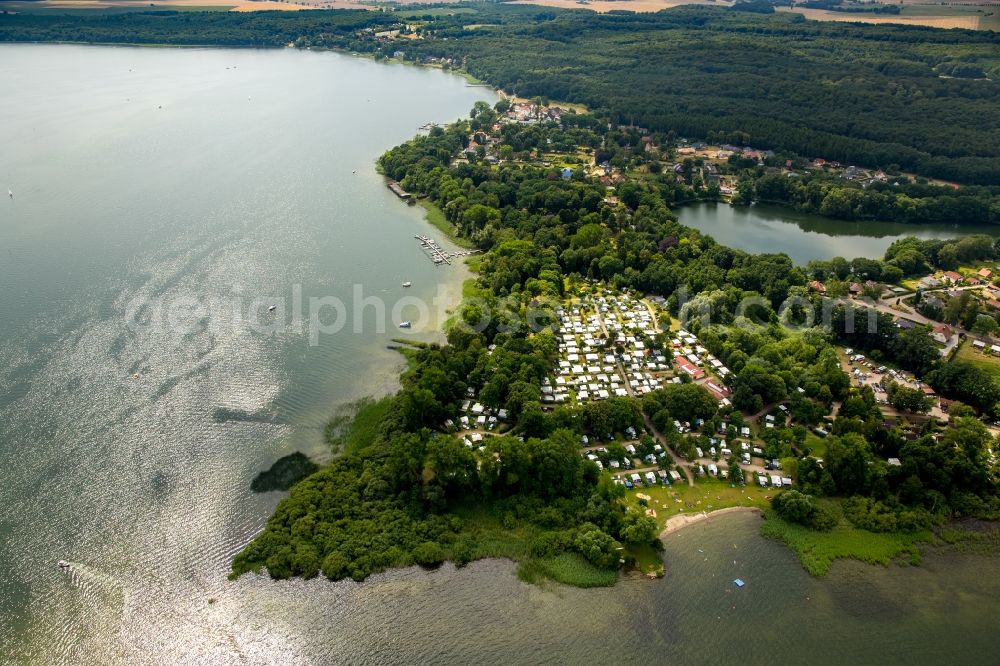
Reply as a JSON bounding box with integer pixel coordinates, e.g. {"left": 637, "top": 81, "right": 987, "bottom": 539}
{"left": 412, "top": 542, "right": 446, "bottom": 567}
{"left": 619, "top": 510, "right": 658, "bottom": 546}
{"left": 574, "top": 523, "right": 620, "bottom": 569}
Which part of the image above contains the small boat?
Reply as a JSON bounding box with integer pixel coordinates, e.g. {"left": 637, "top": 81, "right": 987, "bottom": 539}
{"left": 402, "top": 281, "right": 412, "bottom": 288}
{"left": 268, "top": 305, "right": 277, "bottom": 312}
{"left": 7, "top": 188, "right": 12, "bottom": 199}
{"left": 58, "top": 560, "right": 70, "bottom": 570}
{"left": 398, "top": 321, "right": 412, "bottom": 329}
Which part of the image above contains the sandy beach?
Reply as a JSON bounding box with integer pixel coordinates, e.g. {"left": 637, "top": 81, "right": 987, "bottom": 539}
{"left": 660, "top": 506, "right": 762, "bottom": 538}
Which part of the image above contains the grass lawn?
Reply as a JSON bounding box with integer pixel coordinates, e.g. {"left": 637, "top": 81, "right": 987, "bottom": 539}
{"left": 418, "top": 199, "right": 474, "bottom": 249}
{"left": 803, "top": 433, "right": 828, "bottom": 459}
{"left": 759, "top": 508, "right": 932, "bottom": 576}
{"left": 626, "top": 479, "right": 772, "bottom": 533}
{"left": 462, "top": 278, "right": 489, "bottom": 300}
{"left": 953, "top": 338, "right": 1000, "bottom": 382}
{"left": 464, "top": 254, "right": 483, "bottom": 273}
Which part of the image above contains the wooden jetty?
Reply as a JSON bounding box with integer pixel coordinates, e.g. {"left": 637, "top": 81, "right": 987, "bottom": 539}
{"left": 415, "top": 234, "right": 450, "bottom": 265}
{"left": 387, "top": 181, "right": 412, "bottom": 200}
{"left": 414, "top": 235, "right": 481, "bottom": 266}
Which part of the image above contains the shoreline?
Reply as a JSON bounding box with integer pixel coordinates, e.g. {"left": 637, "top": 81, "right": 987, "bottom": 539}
{"left": 659, "top": 506, "right": 762, "bottom": 538}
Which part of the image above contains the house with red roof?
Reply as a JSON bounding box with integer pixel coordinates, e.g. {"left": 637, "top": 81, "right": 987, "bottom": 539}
{"left": 931, "top": 324, "right": 954, "bottom": 344}
{"left": 674, "top": 356, "right": 704, "bottom": 380}
{"left": 808, "top": 280, "right": 827, "bottom": 294}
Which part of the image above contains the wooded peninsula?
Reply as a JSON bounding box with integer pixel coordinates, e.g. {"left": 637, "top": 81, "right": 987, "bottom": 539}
{"left": 6, "top": 4, "right": 997, "bottom": 585}
{"left": 228, "top": 100, "right": 999, "bottom": 584}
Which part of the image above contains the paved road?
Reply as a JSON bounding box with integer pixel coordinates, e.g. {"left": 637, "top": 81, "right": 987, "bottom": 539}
{"left": 840, "top": 296, "right": 966, "bottom": 356}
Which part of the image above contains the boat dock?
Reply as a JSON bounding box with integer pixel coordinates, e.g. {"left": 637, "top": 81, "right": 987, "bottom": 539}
{"left": 387, "top": 181, "right": 412, "bottom": 200}
{"left": 414, "top": 235, "right": 481, "bottom": 266}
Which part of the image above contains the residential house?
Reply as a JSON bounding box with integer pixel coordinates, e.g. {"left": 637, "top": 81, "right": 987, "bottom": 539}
{"left": 922, "top": 294, "right": 945, "bottom": 310}
{"left": 808, "top": 280, "right": 827, "bottom": 294}
{"left": 917, "top": 276, "right": 942, "bottom": 290}
{"left": 931, "top": 324, "right": 953, "bottom": 344}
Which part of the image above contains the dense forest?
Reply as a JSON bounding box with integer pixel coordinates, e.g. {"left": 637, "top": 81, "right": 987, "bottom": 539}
{"left": 231, "top": 332, "right": 660, "bottom": 584}
{"left": 735, "top": 169, "right": 1000, "bottom": 225}
{"left": 1, "top": 5, "right": 999, "bottom": 183}
{"left": 230, "top": 102, "right": 1000, "bottom": 584}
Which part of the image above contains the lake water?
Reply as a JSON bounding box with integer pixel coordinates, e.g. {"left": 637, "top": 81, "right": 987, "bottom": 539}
{"left": 2, "top": 44, "right": 999, "bottom": 665}
{"left": 677, "top": 201, "right": 999, "bottom": 264}
{"left": 0, "top": 43, "right": 491, "bottom": 662}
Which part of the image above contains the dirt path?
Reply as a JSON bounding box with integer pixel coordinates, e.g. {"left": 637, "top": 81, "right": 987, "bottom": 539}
{"left": 643, "top": 414, "right": 695, "bottom": 487}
